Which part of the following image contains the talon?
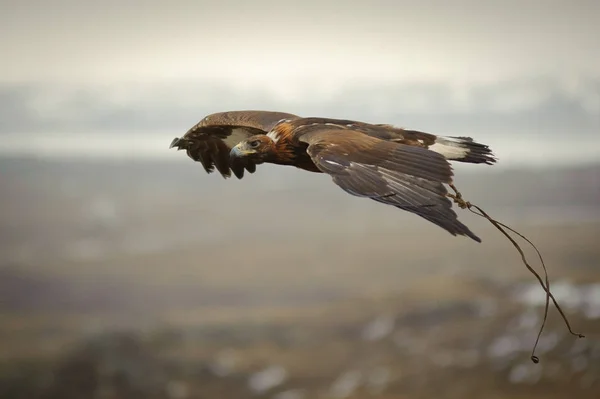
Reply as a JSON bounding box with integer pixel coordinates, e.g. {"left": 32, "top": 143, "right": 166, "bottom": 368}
{"left": 447, "top": 190, "right": 470, "bottom": 210}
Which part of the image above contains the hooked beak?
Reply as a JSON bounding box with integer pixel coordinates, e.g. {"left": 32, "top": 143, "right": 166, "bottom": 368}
{"left": 230, "top": 143, "right": 254, "bottom": 159}
{"left": 169, "top": 137, "right": 182, "bottom": 149}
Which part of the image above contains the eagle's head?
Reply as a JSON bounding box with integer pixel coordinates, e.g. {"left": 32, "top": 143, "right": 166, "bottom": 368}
{"left": 230, "top": 135, "right": 276, "bottom": 164}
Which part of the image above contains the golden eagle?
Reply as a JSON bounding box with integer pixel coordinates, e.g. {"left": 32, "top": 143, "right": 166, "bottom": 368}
{"left": 170, "top": 110, "right": 497, "bottom": 242}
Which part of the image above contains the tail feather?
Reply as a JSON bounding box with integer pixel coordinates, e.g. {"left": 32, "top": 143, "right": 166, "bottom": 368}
{"left": 428, "top": 136, "right": 497, "bottom": 165}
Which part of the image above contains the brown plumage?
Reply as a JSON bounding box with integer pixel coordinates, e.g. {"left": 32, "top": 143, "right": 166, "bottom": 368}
{"left": 169, "top": 110, "right": 301, "bottom": 178}
{"left": 170, "top": 110, "right": 498, "bottom": 242}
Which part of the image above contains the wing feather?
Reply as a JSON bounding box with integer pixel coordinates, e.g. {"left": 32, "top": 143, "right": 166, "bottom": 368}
{"left": 287, "top": 117, "right": 496, "bottom": 164}
{"left": 299, "top": 128, "right": 481, "bottom": 242}
{"left": 170, "top": 110, "right": 300, "bottom": 178}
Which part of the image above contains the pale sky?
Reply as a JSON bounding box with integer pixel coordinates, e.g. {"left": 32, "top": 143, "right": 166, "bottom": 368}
{"left": 1, "top": 0, "right": 599, "bottom": 166}
{"left": 2, "top": 0, "right": 599, "bottom": 89}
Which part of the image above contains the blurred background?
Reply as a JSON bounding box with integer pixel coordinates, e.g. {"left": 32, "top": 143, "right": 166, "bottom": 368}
{"left": 1, "top": 1, "right": 599, "bottom": 398}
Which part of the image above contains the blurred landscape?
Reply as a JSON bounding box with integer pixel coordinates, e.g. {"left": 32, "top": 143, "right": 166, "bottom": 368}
{"left": 1, "top": 155, "right": 599, "bottom": 399}
{"left": 2, "top": 1, "right": 600, "bottom": 398}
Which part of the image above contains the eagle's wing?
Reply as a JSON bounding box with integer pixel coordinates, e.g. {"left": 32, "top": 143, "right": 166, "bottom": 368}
{"left": 298, "top": 128, "right": 481, "bottom": 242}
{"left": 170, "top": 110, "right": 300, "bottom": 178}
{"left": 288, "top": 118, "right": 496, "bottom": 165}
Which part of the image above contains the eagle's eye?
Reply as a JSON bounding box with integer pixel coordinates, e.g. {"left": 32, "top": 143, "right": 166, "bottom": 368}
{"left": 248, "top": 139, "right": 261, "bottom": 148}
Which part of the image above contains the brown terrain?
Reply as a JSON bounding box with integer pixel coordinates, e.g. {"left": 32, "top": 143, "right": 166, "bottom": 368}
{"left": 1, "top": 156, "right": 599, "bottom": 399}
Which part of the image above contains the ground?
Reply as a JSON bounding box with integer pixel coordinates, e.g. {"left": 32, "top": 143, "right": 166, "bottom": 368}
{"left": 1, "top": 158, "right": 599, "bottom": 398}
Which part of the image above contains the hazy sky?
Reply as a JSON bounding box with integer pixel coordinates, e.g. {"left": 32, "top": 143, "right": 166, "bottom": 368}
{"left": 1, "top": 0, "right": 599, "bottom": 166}
{"left": 3, "top": 0, "right": 599, "bottom": 88}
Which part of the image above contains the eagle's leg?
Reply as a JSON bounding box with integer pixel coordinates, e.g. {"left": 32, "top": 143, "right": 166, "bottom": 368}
{"left": 448, "top": 183, "right": 461, "bottom": 198}
{"left": 447, "top": 183, "right": 471, "bottom": 209}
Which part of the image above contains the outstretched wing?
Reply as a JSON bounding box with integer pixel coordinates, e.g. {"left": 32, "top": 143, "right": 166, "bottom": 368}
{"left": 298, "top": 128, "right": 482, "bottom": 242}
{"left": 285, "top": 117, "right": 496, "bottom": 165}
{"left": 170, "top": 110, "right": 300, "bottom": 178}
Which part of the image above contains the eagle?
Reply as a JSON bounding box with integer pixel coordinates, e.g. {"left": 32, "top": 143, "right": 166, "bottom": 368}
{"left": 170, "top": 110, "right": 497, "bottom": 242}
